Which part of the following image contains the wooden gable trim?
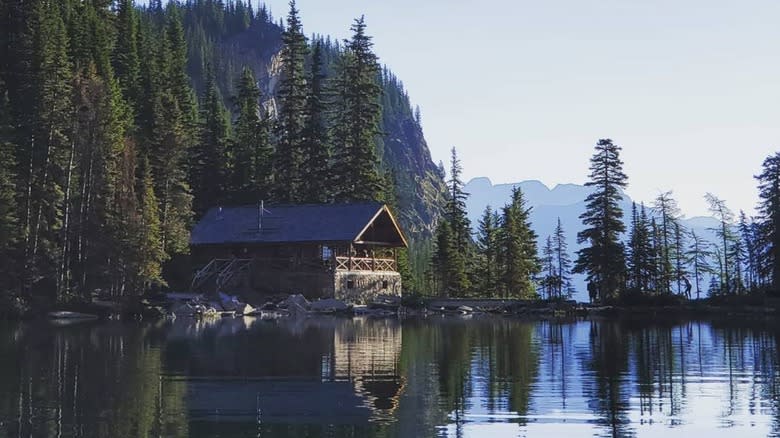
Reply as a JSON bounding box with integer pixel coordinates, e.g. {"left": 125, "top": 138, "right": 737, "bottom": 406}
{"left": 353, "top": 205, "right": 409, "bottom": 248}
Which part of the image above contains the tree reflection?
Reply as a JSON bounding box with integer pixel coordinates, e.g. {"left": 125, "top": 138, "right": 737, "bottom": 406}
{"left": 0, "top": 321, "right": 188, "bottom": 437}
{"left": 581, "top": 320, "right": 633, "bottom": 437}
{"left": 4, "top": 317, "right": 780, "bottom": 438}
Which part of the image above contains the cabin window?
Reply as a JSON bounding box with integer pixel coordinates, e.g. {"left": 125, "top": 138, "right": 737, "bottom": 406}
{"left": 347, "top": 280, "right": 354, "bottom": 289}
{"left": 382, "top": 280, "right": 389, "bottom": 289}
{"left": 321, "top": 245, "right": 333, "bottom": 260}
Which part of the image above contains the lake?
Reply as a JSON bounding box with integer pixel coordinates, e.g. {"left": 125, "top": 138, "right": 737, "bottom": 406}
{"left": 1, "top": 315, "right": 779, "bottom": 437}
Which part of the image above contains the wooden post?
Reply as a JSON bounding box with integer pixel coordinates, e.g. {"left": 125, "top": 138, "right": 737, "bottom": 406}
{"left": 348, "top": 243, "right": 353, "bottom": 271}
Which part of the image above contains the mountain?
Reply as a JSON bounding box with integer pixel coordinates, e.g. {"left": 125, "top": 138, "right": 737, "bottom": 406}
{"left": 464, "top": 177, "right": 720, "bottom": 301}
{"left": 179, "top": 8, "right": 446, "bottom": 237}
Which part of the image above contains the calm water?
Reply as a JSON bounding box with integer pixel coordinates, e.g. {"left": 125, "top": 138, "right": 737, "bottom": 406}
{"left": 1, "top": 315, "right": 780, "bottom": 438}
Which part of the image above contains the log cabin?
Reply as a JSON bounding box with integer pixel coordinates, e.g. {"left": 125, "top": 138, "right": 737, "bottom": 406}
{"left": 189, "top": 202, "right": 407, "bottom": 303}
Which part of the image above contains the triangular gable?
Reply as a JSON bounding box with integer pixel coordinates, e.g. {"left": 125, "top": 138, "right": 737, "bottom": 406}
{"left": 353, "top": 205, "right": 408, "bottom": 247}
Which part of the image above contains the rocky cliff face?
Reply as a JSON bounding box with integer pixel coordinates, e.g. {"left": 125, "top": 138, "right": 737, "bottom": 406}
{"left": 378, "top": 75, "right": 447, "bottom": 237}
{"left": 184, "top": 16, "right": 446, "bottom": 238}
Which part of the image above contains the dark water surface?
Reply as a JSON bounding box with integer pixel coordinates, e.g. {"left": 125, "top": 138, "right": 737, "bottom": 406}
{"left": 1, "top": 315, "right": 780, "bottom": 437}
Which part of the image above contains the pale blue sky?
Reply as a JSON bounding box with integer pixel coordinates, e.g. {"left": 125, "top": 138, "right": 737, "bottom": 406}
{"left": 261, "top": 0, "right": 780, "bottom": 217}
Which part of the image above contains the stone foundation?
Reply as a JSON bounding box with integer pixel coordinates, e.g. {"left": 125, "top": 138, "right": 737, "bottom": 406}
{"left": 334, "top": 271, "right": 402, "bottom": 304}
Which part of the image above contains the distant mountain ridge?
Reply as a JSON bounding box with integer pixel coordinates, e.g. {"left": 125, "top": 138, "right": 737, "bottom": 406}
{"left": 464, "top": 177, "right": 720, "bottom": 301}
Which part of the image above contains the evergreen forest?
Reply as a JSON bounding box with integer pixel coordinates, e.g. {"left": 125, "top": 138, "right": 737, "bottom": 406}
{"left": 432, "top": 141, "right": 780, "bottom": 303}
{"left": 1, "top": 0, "right": 779, "bottom": 313}
{"left": 0, "top": 0, "right": 445, "bottom": 310}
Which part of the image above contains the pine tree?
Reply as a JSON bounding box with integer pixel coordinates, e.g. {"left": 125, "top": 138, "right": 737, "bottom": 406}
{"left": 627, "top": 203, "right": 657, "bottom": 293}
{"left": 686, "top": 230, "right": 712, "bottom": 299}
{"left": 673, "top": 221, "right": 688, "bottom": 296}
{"left": 113, "top": 0, "right": 141, "bottom": 107}
{"left": 705, "top": 193, "right": 737, "bottom": 295}
{"left": 330, "top": 16, "right": 382, "bottom": 202}
{"left": 0, "top": 78, "right": 18, "bottom": 288}
{"left": 475, "top": 205, "right": 499, "bottom": 297}
{"left": 756, "top": 152, "right": 780, "bottom": 290}
{"left": 433, "top": 219, "right": 467, "bottom": 297}
{"left": 653, "top": 191, "right": 682, "bottom": 294}
{"left": 192, "top": 65, "right": 230, "bottom": 216}
{"left": 499, "top": 187, "right": 540, "bottom": 299}
{"left": 738, "top": 211, "right": 758, "bottom": 291}
{"left": 429, "top": 147, "right": 472, "bottom": 297}
{"left": 69, "top": 67, "right": 136, "bottom": 297}
{"left": 649, "top": 217, "right": 661, "bottom": 291}
{"left": 729, "top": 233, "right": 744, "bottom": 294}
{"left": 540, "top": 235, "right": 555, "bottom": 299}
{"left": 446, "top": 147, "right": 471, "bottom": 253}
{"left": 299, "top": 41, "right": 330, "bottom": 203}
{"left": 627, "top": 202, "right": 642, "bottom": 291}
{"left": 135, "top": 7, "right": 196, "bottom": 261}
{"left": 273, "top": 0, "right": 308, "bottom": 202}
{"left": 163, "top": 6, "right": 197, "bottom": 137}
{"left": 137, "top": 156, "right": 165, "bottom": 288}
{"left": 149, "top": 88, "right": 192, "bottom": 257}
{"left": 25, "top": 1, "right": 73, "bottom": 298}
{"left": 552, "top": 217, "right": 573, "bottom": 298}
{"left": 231, "top": 67, "right": 271, "bottom": 203}
{"left": 639, "top": 205, "right": 655, "bottom": 291}
{"left": 574, "top": 139, "right": 628, "bottom": 301}
{"left": 107, "top": 137, "right": 140, "bottom": 295}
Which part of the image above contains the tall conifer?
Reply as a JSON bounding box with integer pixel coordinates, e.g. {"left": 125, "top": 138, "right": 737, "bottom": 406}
{"left": 231, "top": 67, "right": 271, "bottom": 203}
{"left": 540, "top": 235, "right": 555, "bottom": 299}
{"left": 574, "top": 139, "right": 628, "bottom": 301}
{"left": 446, "top": 147, "right": 471, "bottom": 253}
{"left": 705, "top": 193, "right": 737, "bottom": 295}
{"left": 0, "top": 78, "right": 18, "bottom": 285}
{"left": 137, "top": 156, "right": 165, "bottom": 288}
{"left": 192, "top": 66, "right": 230, "bottom": 215}
{"left": 299, "top": 41, "right": 330, "bottom": 203}
{"left": 476, "top": 205, "right": 500, "bottom": 297}
{"left": 756, "top": 152, "right": 780, "bottom": 289}
{"left": 26, "top": 1, "right": 73, "bottom": 297}
{"left": 686, "top": 231, "right": 712, "bottom": 299}
{"left": 499, "top": 187, "right": 540, "bottom": 299}
{"left": 113, "top": 0, "right": 141, "bottom": 107}
{"left": 552, "top": 217, "right": 573, "bottom": 298}
{"left": 331, "top": 16, "right": 382, "bottom": 202}
{"left": 653, "top": 191, "right": 682, "bottom": 294}
{"left": 273, "top": 0, "right": 308, "bottom": 202}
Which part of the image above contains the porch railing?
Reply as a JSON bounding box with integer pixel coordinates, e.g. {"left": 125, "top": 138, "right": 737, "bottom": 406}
{"left": 335, "top": 256, "right": 396, "bottom": 272}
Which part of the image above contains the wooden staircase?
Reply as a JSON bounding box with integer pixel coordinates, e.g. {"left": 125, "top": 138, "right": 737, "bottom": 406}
{"left": 191, "top": 258, "right": 253, "bottom": 293}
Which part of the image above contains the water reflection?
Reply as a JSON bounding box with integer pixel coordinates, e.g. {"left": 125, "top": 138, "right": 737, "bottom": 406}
{"left": 1, "top": 316, "right": 780, "bottom": 437}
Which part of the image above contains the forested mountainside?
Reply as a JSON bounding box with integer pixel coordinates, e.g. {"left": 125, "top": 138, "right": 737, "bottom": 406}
{"left": 173, "top": 2, "right": 446, "bottom": 235}
{"left": 0, "top": 0, "right": 445, "bottom": 303}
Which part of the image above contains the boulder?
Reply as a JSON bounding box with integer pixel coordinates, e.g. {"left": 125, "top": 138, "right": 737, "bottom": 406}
{"left": 281, "top": 294, "right": 310, "bottom": 316}
{"left": 281, "top": 294, "right": 310, "bottom": 309}
{"left": 235, "top": 303, "right": 254, "bottom": 316}
{"left": 310, "top": 298, "right": 349, "bottom": 312}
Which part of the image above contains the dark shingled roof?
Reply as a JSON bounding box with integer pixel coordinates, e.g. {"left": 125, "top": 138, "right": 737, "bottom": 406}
{"left": 191, "top": 202, "right": 402, "bottom": 246}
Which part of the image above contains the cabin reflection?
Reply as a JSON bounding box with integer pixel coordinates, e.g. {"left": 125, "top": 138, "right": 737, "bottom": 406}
{"left": 161, "top": 317, "right": 403, "bottom": 426}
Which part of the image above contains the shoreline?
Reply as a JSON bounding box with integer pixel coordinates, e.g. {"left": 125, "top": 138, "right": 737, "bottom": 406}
{"left": 3, "top": 294, "right": 780, "bottom": 322}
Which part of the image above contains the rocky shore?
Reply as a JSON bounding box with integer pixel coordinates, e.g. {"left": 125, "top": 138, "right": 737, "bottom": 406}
{"left": 4, "top": 292, "right": 780, "bottom": 322}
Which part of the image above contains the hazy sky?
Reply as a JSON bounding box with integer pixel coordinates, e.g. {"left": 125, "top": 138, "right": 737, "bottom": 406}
{"left": 262, "top": 0, "right": 780, "bottom": 217}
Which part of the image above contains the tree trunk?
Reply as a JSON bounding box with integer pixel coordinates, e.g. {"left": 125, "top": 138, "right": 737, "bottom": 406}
{"left": 57, "top": 136, "right": 76, "bottom": 300}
